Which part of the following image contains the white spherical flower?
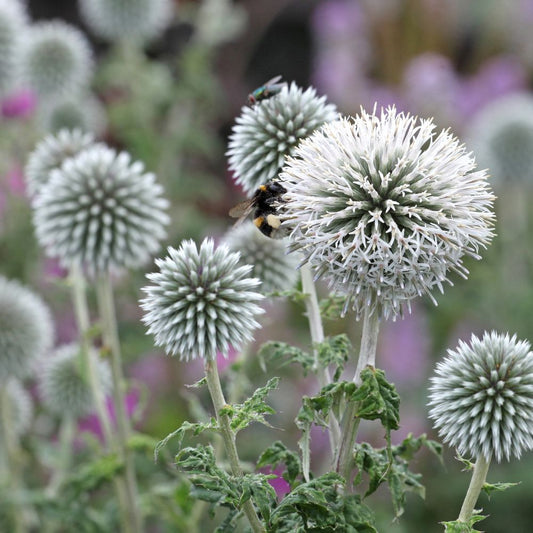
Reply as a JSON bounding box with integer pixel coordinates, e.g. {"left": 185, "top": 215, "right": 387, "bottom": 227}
{"left": 467, "top": 93, "right": 533, "bottom": 187}
{"left": 0, "top": 0, "right": 28, "bottom": 96}
{"left": 78, "top": 0, "right": 174, "bottom": 43}
{"left": 141, "top": 238, "right": 265, "bottom": 361}
{"left": 19, "top": 20, "right": 93, "bottom": 101}
{"left": 224, "top": 222, "right": 299, "bottom": 294}
{"left": 25, "top": 128, "right": 96, "bottom": 198}
{"left": 279, "top": 107, "right": 495, "bottom": 319}
{"left": 0, "top": 380, "right": 33, "bottom": 438}
{"left": 0, "top": 276, "right": 54, "bottom": 382}
{"left": 40, "top": 344, "right": 111, "bottom": 419}
{"left": 429, "top": 332, "right": 533, "bottom": 462}
{"left": 228, "top": 82, "right": 338, "bottom": 196}
{"left": 33, "top": 144, "right": 170, "bottom": 273}
{"left": 38, "top": 94, "right": 107, "bottom": 137}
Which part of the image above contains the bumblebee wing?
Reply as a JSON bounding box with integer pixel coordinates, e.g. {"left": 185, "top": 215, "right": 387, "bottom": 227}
{"left": 229, "top": 200, "right": 255, "bottom": 227}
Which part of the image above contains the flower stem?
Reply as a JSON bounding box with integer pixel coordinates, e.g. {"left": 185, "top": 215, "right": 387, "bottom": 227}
{"left": 0, "top": 386, "right": 25, "bottom": 533}
{"left": 204, "top": 358, "right": 265, "bottom": 533}
{"left": 96, "top": 271, "right": 143, "bottom": 533}
{"left": 457, "top": 455, "right": 491, "bottom": 523}
{"left": 335, "top": 307, "right": 380, "bottom": 483}
{"left": 300, "top": 264, "right": 341, "bottom": 456}
{"left": 47, "top": 416, "right": 75, "bottom": 496}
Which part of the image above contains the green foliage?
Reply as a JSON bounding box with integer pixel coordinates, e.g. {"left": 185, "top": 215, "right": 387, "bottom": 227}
{"left": 441, "top": 511, "right": 488, "bottom": 532}
{"left": 482, "top": 481, "right": 521, "bottom": 498}
{"left": 220, "top": 377, "right": 279, "bottom": 434}
{"left": 257, "top": 441, "right": 302, "bottom": 489}
{"left": 353, "top": 434, "right": 443, "bottom": 518}
{"left": 268, "top": 472, "right": 377, "bottom": 532}
{"left": 316, "top": 334, "right": 352, "bottom": 381}
{"left": 176, "top": 444, "right": 277, "bottom": 524}
{"left": 319, "top": 294, "right": 349, "bottom": 321}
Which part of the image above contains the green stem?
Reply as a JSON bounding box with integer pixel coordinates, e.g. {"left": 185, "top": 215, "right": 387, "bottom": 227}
{"left": 457, "top": 455, "right": 491, "bottom": 523}
{"left": 335, "top": 307, "right": 380, "bottom": 482}
{"left": 96, "top": 272, "right": 143, "bottom": 533}
{"left": 0, "top": 386, "right": 25, "bottom": 533}
{"left": 47, "top": 416, "right": 75, "bottom": 496}
{"left": 300, "top": 265, "right": 341, "bottom": 457}
{"left": 204, "top": 358, "right": 265, "bottom": 533}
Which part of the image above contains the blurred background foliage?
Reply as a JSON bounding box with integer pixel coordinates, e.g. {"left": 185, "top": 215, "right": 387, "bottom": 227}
{"left": 1, "top": 0, "right": 533, "bottom": 531}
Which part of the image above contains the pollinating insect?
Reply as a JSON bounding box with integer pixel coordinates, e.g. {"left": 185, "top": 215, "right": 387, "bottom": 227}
{"left": 248, "top": 75, "right": 286, "bottom": 105}
{"left": 229, "top": 180, "right": 287, "bottom": 238}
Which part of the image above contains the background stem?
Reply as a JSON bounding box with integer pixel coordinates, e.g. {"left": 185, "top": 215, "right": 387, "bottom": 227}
{"left": 457, "top": 455, "right": 491, "bottom": 523}
{"left": 96, "top": 272, "right": 143, "bottom": 533}
{"left": 204, "top": 358, "right": 265, "bottom": 533}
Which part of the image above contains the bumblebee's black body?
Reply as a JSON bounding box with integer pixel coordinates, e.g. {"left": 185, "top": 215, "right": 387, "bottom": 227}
{"left": 229, "top": 181, "right": 287, "bottom": 238}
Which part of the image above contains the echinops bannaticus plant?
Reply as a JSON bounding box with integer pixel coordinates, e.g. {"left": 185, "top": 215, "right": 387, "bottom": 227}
{"left": 228, "top": 83, "right": 338, "bottom": 196}
{"left": 279, "top": 107, "right": 496, "bottom": 319}
{"left": 32, "top": 143, "right": 170, "bottom": 273}
{"left": 141, "top": 238, "right": 265, "bottom": 361}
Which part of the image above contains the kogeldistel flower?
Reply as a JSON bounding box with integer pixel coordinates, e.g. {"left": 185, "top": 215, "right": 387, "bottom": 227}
{"left": 228, "top": 83, "right": 338, "bottom": 196}
{"left": 224, "top": 222, "right": 299, "bottom": 294}
{"left": 0, "top": 276, "right": 54, "bottom": 381}
{"left": 19, "top": 21, "right": 93, "bottom": 100}
{"left": 78, "top": 0, "right": 174, "bottom": 43}
{"left": 141, "top": 238, "right": 264, "bottom": 361}
{"left": 0, "top": 380, "right": 33, "bottom": 438}
{"left": 25, "top": 128, "right": 95, "bottom": 197}
{"left": 280, "top": 107, "right": 495, "bottom": 319}
{"left": 467, "top": 93, "right": 533, "bottom": 186}
{"left": 33, "top": 144, "right": 170, "bottom": 273}
{"left": 428, "top": 331, "right": 533, "bottom": 462}
{"left": 40, "top": 344, "right": 111, "bottom": 419}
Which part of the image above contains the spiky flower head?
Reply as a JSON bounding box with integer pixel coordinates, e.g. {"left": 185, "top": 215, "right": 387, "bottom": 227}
{"left": 0, "top": 0, "right": 28, "bottom": 96}
{"left": 25, "top": 128, "right": 95, "bottom": 198}
{"left": 224, "top": 222, "right": 299, "bottom": 294}
{"left": 0, "top": 380, "right": 33, "bottom": 438}
{"left": 227, "top": 82, "right": 338, "bottom": 196}
{"left": 33, "top": 144, "right": 170, "bottom": 273}
{"left": 39, "top": 94, "right": 107, "bottom": 136}
{"left": 428, "top": 331, "right": 533, "bottom": 462}
{"left": 141, "top": 238, "right": 265, "bottom": 361}
{"left": 279, "top": 107, "right": 495, "bottom": 320}
{"left": 0, "top": 276, "right": 54, "bottom": 382}
{"left": 39, "top": 344, "right": 111, "bottom": 419}
{"left": 19, "top": 20, "right": 93, "bottom": 101}
{"left": 467, "top": 93, "right": 533, "bottom": 187}
{"left": 78, "top": 0, "right": 174, "bottom": 44}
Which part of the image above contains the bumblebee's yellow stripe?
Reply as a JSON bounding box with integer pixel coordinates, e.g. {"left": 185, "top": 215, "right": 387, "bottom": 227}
{"left": 253, "top": 216, "right": 264, "bottom": 228}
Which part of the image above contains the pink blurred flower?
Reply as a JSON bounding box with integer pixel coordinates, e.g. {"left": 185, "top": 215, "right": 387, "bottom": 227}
{"left": 260, "top": 466, "right": 290, "bottom": 500}
{"left": 1, "top": 89, "right": 37, "bottom": 119}
{"left": 5, "top": 166, "right": 26, "bottom": 196}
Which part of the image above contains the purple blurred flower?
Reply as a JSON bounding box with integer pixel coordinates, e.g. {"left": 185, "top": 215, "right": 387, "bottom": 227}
{"left": 378, "top": 303, "right": 430, "bottom": 385}
{"left": 5, "top": 166, "right": 26, "bottom": 196}
{"left": 1, "top": 89, "right": 37, "bottom": 119}
{"left": 260, "top": 466, "right": 290, "bottom": 500}
{"left": 130, "top": 353, "right": 171, "bottom": 390}
{"left": 458, "top": 55, "right": 527, "bottom": 122}
{"left": 391, "top": 408, "right": 428, "bottom": 445}
{"left": 312, "top": 0, "right": 365, "bottom": 38}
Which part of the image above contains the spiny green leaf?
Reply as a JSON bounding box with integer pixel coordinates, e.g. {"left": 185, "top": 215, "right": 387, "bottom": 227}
{"left": 441, "top": 511, "right": 488, "bottom": 532}
{"left": 220, "top": 377, "right": 279, "bottom": 433}
{"left": 316, "top": 334, "right": 352, "bottom": 380}
{"left": 319, "top": 293, "right": 348, "bottom": 321}
{"left": 66, "top": 454, "right": 123, "bottom": 497}
{"left": 268, "top": 287, "right": 307, "bottom": 304}
{"left": 258, "top": 341, "right": 315, "bottom": 374}
{"left": 455, "top": 453, "right": 475, "bottom": 471}
{"left": 482, "top": 481, "right": 520, "bottom": 498}
{"left": 185, "top": 376, "right": 208, "bottom": 388}
{"left": 257, "top": 441, "right": 302, "bottom": 489}
{"left": 154, "top": 419, "right": 217, "bottom": 461}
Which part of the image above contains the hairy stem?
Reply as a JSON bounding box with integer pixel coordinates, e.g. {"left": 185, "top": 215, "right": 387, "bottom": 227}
{"left": 204, "top": 358, "right": 265, "bottom": 533}
{"left": 457, "top": 455, "right": 491, "bottom": 523}
{"left": 96, "top": 272, "right": 143, "bottom": 533}
{"left": 300, "top": 264, "right": 341, "bottom": 457}
{"left": 47, "top": 416, "right": 75, "bottom": 496}
{"left": 335, "top": 307, "right": 380, "bottom": 483}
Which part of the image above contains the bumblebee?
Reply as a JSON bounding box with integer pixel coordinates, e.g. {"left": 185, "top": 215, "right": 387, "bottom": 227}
{"left": 248, "top": 75, "right": 286, "bottom": 105}
{"left": 229, "top": 181, "right": 287, "bottom": 238}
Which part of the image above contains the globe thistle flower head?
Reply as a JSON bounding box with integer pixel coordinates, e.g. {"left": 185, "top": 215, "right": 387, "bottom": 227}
{"left": 227, "top": 82, "right": 338, "bottom": 196}
{"left": 40, "top": 344, "right": 111, "bottom": 419}
{"left": 428, "top": 331, "right": 533, "bottom": 462}
{"left": 78, "top": 0, "right": 174, "bottom": 44}
{"left": 467, "top": 93, "right": 533, "bottom": 187}
{"left": 0, "top": 380, "right": 33, "bottom": 438}
{"left": 0, "top": 276, "right": 54, "bottom": 382}
{"left": 0, "top": 0, "right": 28, "bottom": 96}
{"left": 224, "top": 222, "right": 299, "bottom": 294}
{"left": 141, "top": 238, "right": 265, "bottom": 361}
{"left": 279, "top": 107, "right": 495, "bottom": 320}
{"left": 19, "top": 20, "right": 93, "bottom": 101}
{"left": 33, "top": 144, "right": 170, "bottom": 273}
{"left": 25, "top": 128, "right": 95, "bottom": 198}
